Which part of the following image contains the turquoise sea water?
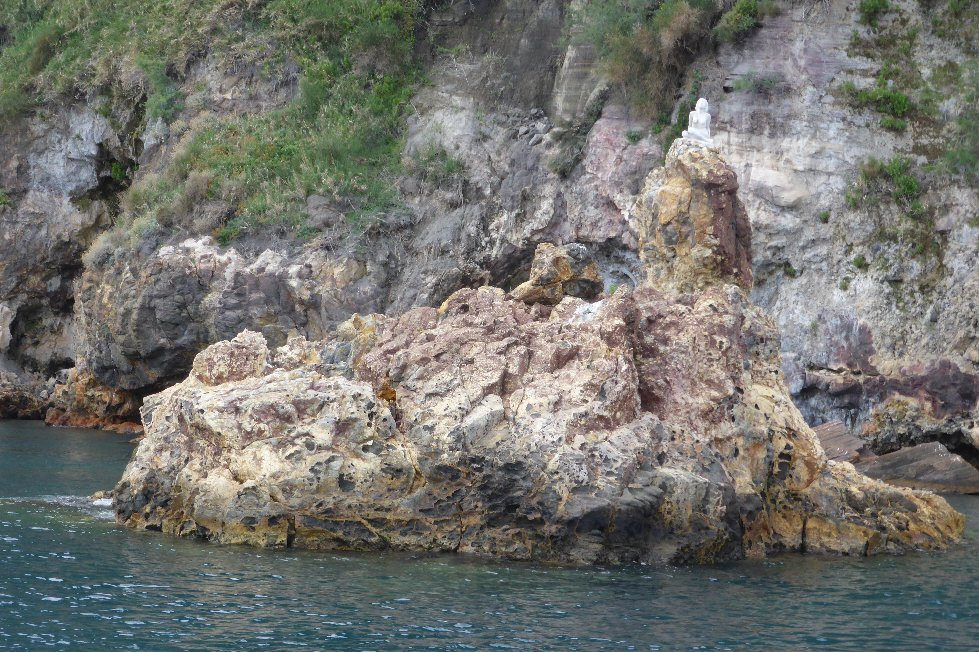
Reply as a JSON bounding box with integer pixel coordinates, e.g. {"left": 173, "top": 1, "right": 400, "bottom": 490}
{"left": 0, "top": 420, "right": 977, "bottom": 650}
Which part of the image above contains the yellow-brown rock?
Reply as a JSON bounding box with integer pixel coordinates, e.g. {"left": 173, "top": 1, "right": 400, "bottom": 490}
{"left": 635, "top": 139, "right": 752, "bottom": 292}
{"left": 44, "top": 366, "right": 141, "bottom": 434}
{"left": 511, "top": 243, "right": 603, "bottom": 305}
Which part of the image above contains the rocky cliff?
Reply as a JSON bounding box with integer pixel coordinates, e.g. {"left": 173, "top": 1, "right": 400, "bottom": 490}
{"left": 113, "top": 142, "right": 963, "bottom": 563}
{"left": 706, "top": 0, "right": 978, "bottom": 459}
{"left": 0, "top": 1, "right": 976, "bottom": 491}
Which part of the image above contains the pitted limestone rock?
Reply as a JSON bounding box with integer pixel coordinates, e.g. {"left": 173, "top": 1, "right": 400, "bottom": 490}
{"left": 511, "top": 242, "right": 603, "bottom": 305}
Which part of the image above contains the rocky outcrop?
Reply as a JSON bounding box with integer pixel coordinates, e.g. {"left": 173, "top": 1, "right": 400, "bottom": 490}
{"left": 76, "top": 238, "right": 386, "bottom": 391}
{"left": 0, "top": 374, "right": 42, "bottom": 419}
{"left": 814, "top": 417, "right": 979, "bottom": 494}
{"left": 0, "top": 104, "right": 135, "bottom": 378}
{"left": 0, "top": 48, "right": 298, "bottom": 412}
{"left": 511, "top": 242, "right": 602, "bottom": 305}
{"left": 114, "top": 143, "right": 963, "bottom": 563}
{"left": 861, "top": 396, "right": 979, "bottom": 467}
{"left": 71, "top": 1, "right": 656, "bottom": 399}
{"left": 43, "top": 366, "right": 142, "bottom": 434}
{"left": 636, "top": 139, "right": 752, "bottom": 293}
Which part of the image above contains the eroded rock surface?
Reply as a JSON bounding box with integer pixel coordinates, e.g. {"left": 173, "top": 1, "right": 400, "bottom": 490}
{"left": 114, "top": 143, "right": 963, "bottom": 563}
{"left": 0, "top": 373, "right": 42, "bottom": 420}
{"left": 44, "top": 367, "right": 142, "bottom": 434}
{"left": 704, "top": 1, "right": 979, "bottom": 439}
{"left": 636, "top": 139, "right": 752, "bottom": 293}
{"left": 511, "top": 242, "right": 602, "bottom": 305}
{"left": 862, "top": 395, "right": 979, "bottom": 468}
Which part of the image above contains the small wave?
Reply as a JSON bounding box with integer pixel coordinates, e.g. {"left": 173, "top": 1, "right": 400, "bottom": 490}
{"left": 0, "top": 495, "right": 115, "bottom": 520}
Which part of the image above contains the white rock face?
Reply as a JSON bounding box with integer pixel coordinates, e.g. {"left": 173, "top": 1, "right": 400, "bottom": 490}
{"left": 708, "top": 2, "right": 978, "bottom": 429}
{"left": 29, "top": 108, "right": 114, "bottom": 197}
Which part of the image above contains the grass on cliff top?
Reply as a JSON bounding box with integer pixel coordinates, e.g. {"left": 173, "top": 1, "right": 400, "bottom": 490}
{"left": 4, "top": 0, "right": 429, "bottom": 253}
{"left": 0, "top": 0, "right": 246, "bottom": 122}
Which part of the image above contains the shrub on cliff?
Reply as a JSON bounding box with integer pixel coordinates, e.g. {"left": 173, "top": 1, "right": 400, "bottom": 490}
{"left": 576, "top": 0, "right": 719, "bottom": 117}
{"left": 713, "top": 0, "right": 761, "bottom": 43}
{"left": 858, "top": 0, "right": 890, "bottom": 28}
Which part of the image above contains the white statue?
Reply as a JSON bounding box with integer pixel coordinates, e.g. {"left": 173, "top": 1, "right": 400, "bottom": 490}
{"left": 682, "top": 98, "right": 714, "bottom": 146}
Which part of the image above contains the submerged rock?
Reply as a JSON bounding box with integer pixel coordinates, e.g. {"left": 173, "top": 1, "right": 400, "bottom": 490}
{"left": 114, "top": 142, "right": 963, "bottom": 563}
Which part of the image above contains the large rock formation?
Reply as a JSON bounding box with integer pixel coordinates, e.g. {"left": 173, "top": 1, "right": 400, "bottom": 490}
{"left": 114, "top": 142, "right": 963, "bottom": 563}
{"left": 636, "top": 140, "right": 752, "bottom": 292}
{"left": 2, "top": 1, "right": 975, "bottom": 494}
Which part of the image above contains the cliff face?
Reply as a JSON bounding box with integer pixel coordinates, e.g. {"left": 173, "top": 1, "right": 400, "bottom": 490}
{"left": 708, "top": 0, "right": 978, "bottom": 450}
{"left": 0, "top": 1, "right": 975, "bottom": 476}
{"left": 113, "top": 142, "right": 963, "bottom": 563}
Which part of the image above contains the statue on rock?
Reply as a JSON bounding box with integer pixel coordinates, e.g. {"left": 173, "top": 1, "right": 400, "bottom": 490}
{"left": 681, "top": 98, "right": 714, "bottom": 146}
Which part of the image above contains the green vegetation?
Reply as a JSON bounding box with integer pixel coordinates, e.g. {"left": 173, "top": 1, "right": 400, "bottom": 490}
{"left": 860, "top": 156, "right": 923, "bottom": 208}
{"left": 110, "top": 161, "right": 131, "bottom": 184}
{"left": 840, "top": 79, "right": 912, "bottom": 130}
{"left": 839, "top": 277, "right": 851, "bottom": 291}
{"left": 4, "top": 0, "right": 433, "bottom": 253}
{"left": 848, "top": 156, "right": 940, "bottom": 263}
{"left": 931, "top": 0, "right": 979, "bottom": 51}
{"left": 571, "top": 0, "right": 769, "bottom": 162}
{"left": 852, "top": 254, "right": 869, "bottom": 270}
{"left": 847, "top": 4, "right": 977, "bottom": 187}
{"left": 713, "top": 0, "right": 761, "bottom": 43}
{"left": 0, "top": 1, "right": 246, "bottom": 121}
{"left": 880, "top": 115, "right": 907, "bottom": 131}
{"left": 732, "top": 71, "right": 781, "bottom": 95}
{"left": 626, "top": 129, "right": 644, "bottom": 144}
{"left": 0, "top": 191, "right": 9, "bottom": 207}
{"left": 658, "top": 70, "right": 705, "bottom": 156}
{"left": 938, "top": 61, "right": 978, "bottom": 185}
{"left": 858, "top": 0, "right": 890, "bottom": 27}
{"left": 576, "top": 0, "right": 718, "bottom": 117}
{"left": 782, "top": 261, "right": 798, "bottom": 278}
{"left": 818, "top": 210, "right": 830, "bottom": 223}
{"left": 409, "top": 144, "right": 466, "bottom": 188}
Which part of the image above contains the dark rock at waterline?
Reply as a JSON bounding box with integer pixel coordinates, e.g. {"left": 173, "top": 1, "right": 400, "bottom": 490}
{"left": 0, "top": 378, "right": 42, "bottom": 419}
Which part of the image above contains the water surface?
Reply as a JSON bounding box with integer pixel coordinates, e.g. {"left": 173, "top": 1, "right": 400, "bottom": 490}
{"left": 0, "top": 420, "right": 976, "bottom": 649}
